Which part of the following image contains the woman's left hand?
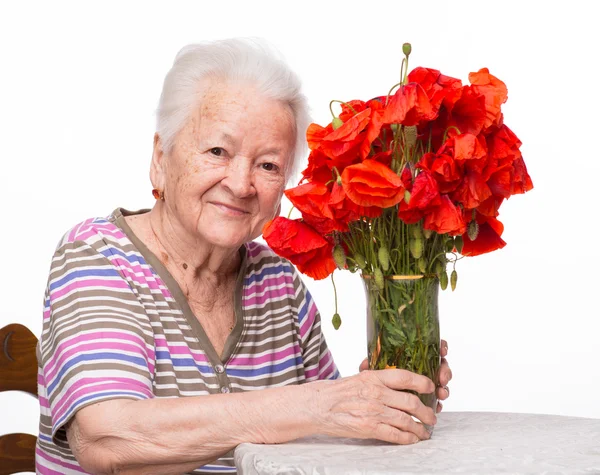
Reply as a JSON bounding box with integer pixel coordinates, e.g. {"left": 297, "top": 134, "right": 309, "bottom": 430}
{"left": 358, "top": 339, "right": 452, "bottom": 414}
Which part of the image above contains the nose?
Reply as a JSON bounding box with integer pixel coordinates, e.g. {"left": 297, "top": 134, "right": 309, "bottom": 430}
{"left": 221, "top": 157, "right": 256, "bottom": 198}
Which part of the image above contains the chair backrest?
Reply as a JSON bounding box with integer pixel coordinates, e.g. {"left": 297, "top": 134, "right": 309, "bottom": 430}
{"left": 0, "top": 323, "right": 38, "bottom": 475}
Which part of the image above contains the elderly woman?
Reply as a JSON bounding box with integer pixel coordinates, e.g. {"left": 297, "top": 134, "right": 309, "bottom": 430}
{"left": 36, "top": 38, "right": 452, "bottom": 475}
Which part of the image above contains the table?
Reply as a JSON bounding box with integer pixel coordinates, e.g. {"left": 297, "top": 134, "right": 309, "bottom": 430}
{"left": 234, "top": 412, "right": 600, "bottom": 474}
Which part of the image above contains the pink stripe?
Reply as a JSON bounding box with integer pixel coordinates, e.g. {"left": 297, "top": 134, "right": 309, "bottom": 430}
{"left": 36, "top": 446, "right": 88, "bottom": 473}
{"left": 45, "top": 331, "right": 150, "bottom": 380}
{"left": 318, "top": 351, "right": 335, "bottom": 379}
{"left": 54, "top": 378, "right": 151, "bottom": 423}
{"left": 228, "top": 345, "right": 300, "bottom": 366}
{"left": 246, "top": 242, "right": 267, "bottom": 258}
{"left": 51, "top": 278, "right": 130, "bottom": 300}
{"left": 40, "top": 396, "right": 50, "bottom": 408}
{"left": 305, "top": 367, "right": 319, "bottom": 380}
{"left": 300, "top": 300, "right": 318, "bottom": 339}
{"left": 45, "top": 340, "right": 150, "bottom": 383}
{"left": 154, "top": 338, "right": 210, "bottom": 360}
{"left": 244, "top": 274, "right": 291, "bottom": 295}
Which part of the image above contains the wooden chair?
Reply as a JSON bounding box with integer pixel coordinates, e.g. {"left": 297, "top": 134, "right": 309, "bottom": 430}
{"left": 0, "top": 324, "right": 38, "bottom": 474}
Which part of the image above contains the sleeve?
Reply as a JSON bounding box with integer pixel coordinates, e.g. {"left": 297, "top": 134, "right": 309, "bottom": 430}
{"left": 288, "top": 264, "right": 341, "bottom": 382}
{"left": 39, "top": 238, "right": 155, "bottom": 443}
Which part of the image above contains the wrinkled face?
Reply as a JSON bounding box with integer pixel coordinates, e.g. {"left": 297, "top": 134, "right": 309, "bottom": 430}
{"left": 151, "top": 78, "right": 296, "bottom": 251}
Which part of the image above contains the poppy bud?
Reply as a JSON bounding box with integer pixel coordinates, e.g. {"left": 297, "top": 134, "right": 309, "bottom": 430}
{"left": 423, "top": 228, "right": 433, "bottom": 239}
{"left": 409, "top": 238, "right": 423, "bottom": 259}
{"left": 445, "top": 239, "right": 454, "bottom": 253}
{"left": 404, "top": 126, "right": 417, "bottom": 149}
{"left": 354, "top": 253, "right": 366, "bottom": 270}
{"left": 417, "top": 257, "right": 427, "bottom": 274}
{"left": 450, "top": 270, "right": 458, "bottom": 291}
{"left": 410, "top": 224, "right": 423, "bottom": 239}
{"left": 332, "top": 313, "right": 342, "bottom": 330}
{"left": 434, "top": 259, "right": 445, "bottom": 275}
{"left": 440, "top": 271, "right": 449, "bottom": 290}
{"left": 404, "top": 190, "right": 411, "bottom": 204}
{"left": 332, "top": 117, "right": 344, "bottom": 130}
{"left": 378, "top": 246, "right": 390, "bottom": 272}
{"left": 454, "top": 235, "right": 464, "bottom": 254}
{"left": 390, "top": 123, "right": 400, "bottom": 134}
{"left": 333, "top": 245, "right": 346, "bottom": 269}
{"left": 467, "top": 220, "right": 479, "bottom": 241}
{"left": 374, "top": 268, "right": 385, "bottom": 290}
{"left": 402, "top": 43, "right": 412, "bottom": 56}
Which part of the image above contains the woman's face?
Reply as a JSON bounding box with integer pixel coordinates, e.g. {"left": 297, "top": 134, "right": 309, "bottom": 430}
{"left": 152, "top": 79, "right": 296, "bottom": 251}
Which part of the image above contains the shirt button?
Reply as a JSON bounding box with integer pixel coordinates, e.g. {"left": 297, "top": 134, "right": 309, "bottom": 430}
{"left": 215, "top": 364, "right": 225, "bottom": 374}
{"left": 220, "top": 386, "right": 230, "bottom": 394}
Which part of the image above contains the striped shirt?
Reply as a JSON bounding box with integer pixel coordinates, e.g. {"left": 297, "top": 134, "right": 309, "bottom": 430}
{"left": 36, "top": 208, "right": 339, "bottom": 474}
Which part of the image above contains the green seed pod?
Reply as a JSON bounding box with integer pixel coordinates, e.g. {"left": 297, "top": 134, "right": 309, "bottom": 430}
{"left": 404, "top": 190, "right": 411, "bottom": 204}
{"left": 404, "top": 125, "right": 417, "bottom": 149}
{"left": 402, "top": 42, "right": 412, "bottom": 56}
{"left": 445, "top": 239, "right": 454, "bottom": 253}
{"left": 332, "top": 245, "right": 346, "bottom": 269}
{"left": 417, "top": 257, "right": 427, "bottom": 274}
{"left": 378, "top": 246, "right": 390, "bottom": 272}
{"left": 450, "top": 269, "right": 458, "bottom": 291}
{"left": 467, "top": 220, "right": 479, "bottom": 241}
{"left": 454, "top": 235, "right": 464, "bottom": 254}
{"left": 332, "top": 313, "right": 342, "bottom": 330}
{"left": 423, "top": 228, "right": 433, "bottom": 239}
{"left": 410, "top": 224, "right": 423, "bottom": 239}
{"left": 354, "top": 253, "right": 366, "bottom": 270}
{"left": 440, "top": 271, "right": 449, "bottom": 291}
{"left": 332, "top": 117, "right": 344, "bottom": 130}
{"left": 409, "top": 238, "right": 423, "bottom": 259}
{"left": 434, "top": 259, "right": 445, "bottom": 275}
{"left": 390, "top": 123, "right": 400, "bottom": 134}
{"left": 374, "top": 268, "right": 385, "bottom": 290}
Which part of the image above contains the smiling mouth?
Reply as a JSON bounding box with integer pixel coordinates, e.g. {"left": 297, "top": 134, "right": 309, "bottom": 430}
{"left": 211, "top": 202, "right": 250, "bottom": 215}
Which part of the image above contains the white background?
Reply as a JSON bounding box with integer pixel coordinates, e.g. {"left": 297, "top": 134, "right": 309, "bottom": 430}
{"left": 1, "top": 0, "right": 599, "bottom": 444}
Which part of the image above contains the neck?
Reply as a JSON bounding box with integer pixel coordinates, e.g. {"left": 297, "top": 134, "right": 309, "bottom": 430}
{"left": 147, "top": 206, "right": 241, "bottom": 283}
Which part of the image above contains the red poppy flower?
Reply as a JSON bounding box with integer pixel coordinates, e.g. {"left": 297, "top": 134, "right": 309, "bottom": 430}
{"left": 451, "top": 171, "right": 492, "bottom": 210}
{"left": 468, "top": 68, "right": 508, "bottom": 130}
{"left": 461, "top": 215, "right": 506, "bottom": 256}
{"left": 262, "top": 217, "right": 336, "bottom": 280}
{"left": 398, "top": 170, "right": 441, "bottom": 224}
{"left": 329, "top": 181, "right": 380, "bottom": 222}
{"left": 382, "top": 83, "right": 438, "bottom": 126}
{"left": 285, "top": 183, "right": 344, "bottom": 235}
{"left": 424, "top": 195, "right": 466, "bottom": 236}
{"left": 417, "top": 152, "right": 462, "bottom": 193}
{"left": 341, "top": 160, "right": 405, "bottom": 209}
{"left": 407, "top": 67, "right": 463, "bottom": 112}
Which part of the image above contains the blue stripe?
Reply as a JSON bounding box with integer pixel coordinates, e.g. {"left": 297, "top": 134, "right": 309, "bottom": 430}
{"left": 100, "top": 247, "right": 148, "bottom": 266}
{"left": 55, "top": 390, "right": 146, "bottom": 429}
{"left": 226, "top": 356, "right": 303, "bottom": 377}
{"left": 48, "top": 352, "right": 148, "bottom": 394}
{"left": 49, "top": 268, "right": 122, "bottom": 291}
{"left": 245, "top": 264, "right": 289, "bottom": 286}
{"left": 155, "top": 351, "right": 214, "bottom": 373}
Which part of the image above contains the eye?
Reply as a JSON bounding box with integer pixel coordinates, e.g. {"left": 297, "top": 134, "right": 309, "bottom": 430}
{"left": 210, "top": 147, "right": 225, "bottom": 157}
{"left": 261, "top": 163, "right": 279, "bottom": 172}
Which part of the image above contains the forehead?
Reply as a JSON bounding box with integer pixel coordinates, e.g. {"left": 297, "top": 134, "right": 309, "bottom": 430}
{"left": 195, "top": 77, "right": 295, "bottom": 135}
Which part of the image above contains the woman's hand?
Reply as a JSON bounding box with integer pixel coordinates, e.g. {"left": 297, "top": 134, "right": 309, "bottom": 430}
{"left": 309, "top": 369, "right": 437, "bottom": 445}
{"left": 358, "top": 339, "right": 453, "bottom": 414}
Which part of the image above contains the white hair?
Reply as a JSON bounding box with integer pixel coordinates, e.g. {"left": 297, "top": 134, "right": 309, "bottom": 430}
{"left": 156, "top": 37, "right": 311, "bottom": 182}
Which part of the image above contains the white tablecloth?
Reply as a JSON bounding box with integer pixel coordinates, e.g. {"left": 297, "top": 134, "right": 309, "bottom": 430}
{"left": 234, "top": 412, "right": 600, "bottom": 474}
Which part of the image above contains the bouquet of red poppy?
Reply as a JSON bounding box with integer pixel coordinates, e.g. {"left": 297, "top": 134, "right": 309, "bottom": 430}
{"left": 263, "top": 44, "right": 533, "bottom": 336}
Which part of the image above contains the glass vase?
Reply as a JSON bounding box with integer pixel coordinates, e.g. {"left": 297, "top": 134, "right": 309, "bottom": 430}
{"left": 363, "top": 274, "right": 441, "bottom": 432}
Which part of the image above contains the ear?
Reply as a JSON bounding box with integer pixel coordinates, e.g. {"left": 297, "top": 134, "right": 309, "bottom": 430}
{"left": 150, "top": 133, "right": 166, "bottom": 190}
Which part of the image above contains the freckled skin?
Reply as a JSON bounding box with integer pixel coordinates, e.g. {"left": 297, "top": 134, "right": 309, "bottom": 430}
{"left": 151, "top": 78, "right": 296, "bottom": 256}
